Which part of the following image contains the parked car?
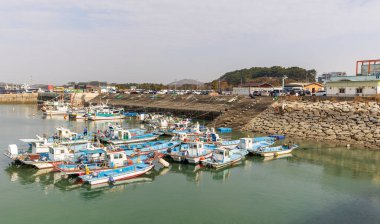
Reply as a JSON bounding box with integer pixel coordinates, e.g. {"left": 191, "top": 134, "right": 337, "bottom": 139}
{"left": 314, "top": 90, "right": 326, "bottom": 96}
{"left": 261, "top": 90, "right": 270, "bottom": 96}
{"left": 289, "top": 89, "right": 308, "bottom": 96}
{"left": 271, "top": 89, "right": 285, "bottom": 97}
{"left": 252, "top": 91, "right": 262, "bottom": 96}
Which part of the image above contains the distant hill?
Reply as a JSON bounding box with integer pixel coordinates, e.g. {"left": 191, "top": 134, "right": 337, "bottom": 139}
{"left": 168, "top": 79, "right": 204, "bottom": 86}
{"left": 217, "top": 66, "right": 317, "bottom": 86}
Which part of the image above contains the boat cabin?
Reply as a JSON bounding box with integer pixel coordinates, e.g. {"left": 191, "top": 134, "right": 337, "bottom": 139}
{"left": 56, "top": 127, "right": 79, "bottom": 140}
{"left": 192, "top": 122, "right": 200, "bottom": 133}
{"left": 30, "top": 142, "right": 50, "bottom": 154}
{"left": 106, "top": 150, "right": 127, "bottom": 167}
{"left": 77, "top": 149, "right": 106, "bottom": 163}
{"left": 20, "top": 138, "right": 51, "bottom": 154}
{"left": 117, "top": 130, "right": 132, "bottom": 140}
{"left": 48, "top": 145, "right": 71, "bottom": 161}
{"left": 213, "top": 148, "right": 231, "bottom": 162}
{"left": 106, "top": 125, "right": 134, "bottom": 140}
{"left": 204, "top": 132, "right": 221, "bottom": 142}
{"left": 238, "top": 138, "right": 253, "bottom": 149}
{"left": 158, "top": 119, "right": 169, "bottom": 128}
{"left": 172, "top": 132, "right": 189, "bottom": 141}
{"left": 186, "top": 142, "right": 206, "bottom": 156}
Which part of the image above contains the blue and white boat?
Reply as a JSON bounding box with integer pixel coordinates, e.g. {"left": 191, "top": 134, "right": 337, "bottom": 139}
{"left": 88, "top": 107, "right": 125, "bottom": 121}
{"left": 120, "top": 141, "right": 181, "bottom": 156}
{"left": 256, "top": 144, "right": 298, "bottom": 157}
{"left": 232, "top": 137, "right": 277, "bottom": 154}
{"left": 79, "top": 163, "right": 154, "bottom": 185}
{"left": 98, "top": 125, "right": 159, "bottom": 145}
{"left": 170, "top": 142, "right": 213, "bottom": 164}
{"left": 7, "top": 143, "right": 98, "bottom": 169}
{"left": 201, "top": 148, "right": 246, "bottom": 169}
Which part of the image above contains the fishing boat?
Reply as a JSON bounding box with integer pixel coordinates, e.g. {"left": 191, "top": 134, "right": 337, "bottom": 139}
{"left": 98, "top": 125, "right": 159, "bottom": 145}
{"left": 87, "top": 107, "right": 125, "bottom": 121}
{"left": 255, "top": 144, "right": 298, "bottom": 157}
{"left": 16, "top": 145, "right": 72, "bottom": 169}
{"left": 201, "top": 148, "right": 246, "bottom": 169}
{"left": 41, "top": 102, "right": 70, "bottom": 116}
{"left": 20, "top": 127, "right": 92, "bottom": 147}
{"left": 56, "top": 149, "right": 125, "bottom": 176}
{"left": 69, "top": 103, "right": 114, "bottom": 120}
{"left": 231, "top": 137, "right": 277, "bottom": 154}
{"left": 164, "top": 122, "right": 203, "bottom": 136}
{"left": 4, "top": 139, "right": 100, "bottom": 169}
{"left": 120, "top": 140, "right": 181, "bottom": 156}
{"left": 171, "top": 129, "right": 224, "bottom": 144}
{"left": 78, "top": 163, "right": 154, "bottom": 185}
{"left": 68, "top": 108, "right": 89, "bottom": 120}
{"left": 170, "top": 142, "right": 212, "bottom": 164}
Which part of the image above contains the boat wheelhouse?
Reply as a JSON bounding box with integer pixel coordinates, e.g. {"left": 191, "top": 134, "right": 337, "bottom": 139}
{"left": 170, "top": 142, "right": 212, "bottom": 164}
{"left": 201, "top": 148, "right": 245, "bottom": 169}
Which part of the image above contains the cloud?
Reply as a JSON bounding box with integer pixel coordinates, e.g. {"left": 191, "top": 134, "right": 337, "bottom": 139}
{"left": 0, "top": 0, "right": 379, "bottom": 84}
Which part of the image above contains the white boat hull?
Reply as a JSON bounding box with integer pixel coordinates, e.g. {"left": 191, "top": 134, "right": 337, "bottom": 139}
{"left": 88, "top": 115, "right": 125, "bottom": 121}
{"left": 202, "top": 157, "right": 242, "bottom": 169}
{"left": 85, "top": 165, "right": 154, "bottom": 185}
{"left": 21, "top": 160, "right": 60, "bottom": 169}
{"left": 186, "top": 153, "right": 212, "bottom": 164}
{"left": 170, "top": 152, "right": 212, "bottom": 164}
{"left": 43, "top": 111, "right": 68, "bottom": 116}
{"left": 257, "top": 148, "right": 294, "bottom": 157}
{"left": 170, "top": 154, "right": 183, "bottom": 162}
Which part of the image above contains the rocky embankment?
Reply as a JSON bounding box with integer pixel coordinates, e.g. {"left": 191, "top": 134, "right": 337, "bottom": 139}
{"left": 244, "top": 100, "right": 380, "bottom": 149}
{"left": 212, "top": 97, "right": 273, "bottom": 130}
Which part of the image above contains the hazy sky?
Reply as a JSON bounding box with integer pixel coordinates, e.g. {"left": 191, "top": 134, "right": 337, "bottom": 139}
{"left": 0, "top": 0, "right": 379, "bottom": 85}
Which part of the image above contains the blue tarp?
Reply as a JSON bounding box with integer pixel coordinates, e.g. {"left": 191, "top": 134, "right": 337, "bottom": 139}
{"left": 79, "top": 149, "right": 106, "bottom": 154}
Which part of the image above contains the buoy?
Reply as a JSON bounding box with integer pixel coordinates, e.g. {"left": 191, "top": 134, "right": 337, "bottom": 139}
{"left": 159, "top": 158, "right": 170, "bottom": 168}
{"left": 85, "top": 165, "right": 90, "bottom": 175}
{"left": 347, "top": 144, "right": 350, "bottom": 148}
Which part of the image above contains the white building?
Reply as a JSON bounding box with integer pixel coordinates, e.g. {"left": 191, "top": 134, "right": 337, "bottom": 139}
{"left": 326, "top": 75, "right": 380, "bottom": 97}
{"left": 232, "top": 83, "right": 274, "bottom": 95}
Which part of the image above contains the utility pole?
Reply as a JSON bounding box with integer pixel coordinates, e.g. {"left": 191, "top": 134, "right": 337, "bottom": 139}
{"left": 282, "top": 75, "right": 288, "bottom": 89}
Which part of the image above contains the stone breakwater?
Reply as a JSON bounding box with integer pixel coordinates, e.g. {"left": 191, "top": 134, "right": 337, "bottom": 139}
{"left": 243, "top": 100, "right": 380, "bottom": 149}
{"left": 0, "top": 93, "right": 38, "bottom": 104}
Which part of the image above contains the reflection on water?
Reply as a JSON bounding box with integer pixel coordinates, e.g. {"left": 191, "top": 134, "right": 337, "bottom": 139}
{"left": 293, "top": 146, "right": 380, "bottom": 184}
{"left": 5, "top": 147, "right": 380, "bottom": 199}
{"left": 2, "top": 105, "right": 380, "bottom": 224}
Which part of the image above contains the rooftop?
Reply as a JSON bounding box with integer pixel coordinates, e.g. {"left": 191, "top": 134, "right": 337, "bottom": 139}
{"left": 329, "top": 75, "right": 380, "bottom": 82}
{"left": 240, "top": 82, "right": 273, "bottom": 87}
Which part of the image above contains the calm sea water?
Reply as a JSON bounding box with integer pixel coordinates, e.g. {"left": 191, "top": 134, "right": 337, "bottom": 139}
{"left": 0, "top": 104, "right": 380, "bottom": 224}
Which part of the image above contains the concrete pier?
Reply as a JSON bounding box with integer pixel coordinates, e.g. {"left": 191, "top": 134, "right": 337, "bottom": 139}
{"left": 0, "top": 93, "right": 38, "bottom": 104}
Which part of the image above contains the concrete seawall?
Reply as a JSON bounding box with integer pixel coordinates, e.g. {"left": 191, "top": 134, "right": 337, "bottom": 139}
{"left": 0, "top": 93, "right": 38, "bottom": 104}
{"left": 244, "top": 99, "right": 380, "bottom": 149}
{"left": 38, "top": 92, "right": 99, "bottom": 105}
{"left": 90, "top": 94, "right": 270, "bottom": 120}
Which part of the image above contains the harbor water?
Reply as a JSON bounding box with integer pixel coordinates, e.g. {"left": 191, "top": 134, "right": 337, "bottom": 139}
{"left": 1, "top": 104, "right": 380, "bottom": 224}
